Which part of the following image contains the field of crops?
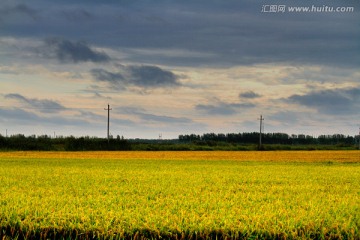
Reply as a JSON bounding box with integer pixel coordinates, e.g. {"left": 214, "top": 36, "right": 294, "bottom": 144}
{"left": 0, "top": 151, "right": 359, "bottom": 239}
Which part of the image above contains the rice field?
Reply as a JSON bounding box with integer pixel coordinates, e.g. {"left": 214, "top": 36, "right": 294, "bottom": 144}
{"left": 0, "top": 151, "right": 359, "bottom": 239}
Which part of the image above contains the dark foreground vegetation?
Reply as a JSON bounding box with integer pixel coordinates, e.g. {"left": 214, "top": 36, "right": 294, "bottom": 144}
{"left": 0, "top": 132, "right": 359, "bottom": 151}
{"left": 1, "top": 226, "right": 355, "bottom": 240}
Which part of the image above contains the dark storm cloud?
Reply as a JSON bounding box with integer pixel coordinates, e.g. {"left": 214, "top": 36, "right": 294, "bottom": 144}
{"left": 196, "top": 102, "right": 255, "bottom": 115}
{"left": 2, "top": 0, "right": 358, "bottom": 68}
{"left": 239, "top": 91, "right": 261, "bottom": 99}
{"left": 4, "top": 93, "right": 66, "bottom": 113}
{"left": 61, "top": 9, "right": 94, "bottom": 22}
{"left": 0, "top": 107, "right": 91, "bottom": 127}
{"left": 0, "top": 107, "right": 39, "bottom": 122}
{"left": 91, "top": 65, "right": 181, "bottom": 89}
{"left": 102, "top": 0, "right": 359, "bottom": 68}
{"left": 127, "top": 65, "right": 181, "bottom": 88}
{"left": 0, "top": 4, "right": 39, "bottom": 21}
{"left": 42, "top": 38, "right": 110, "bottom": 63}
{"left": 287, "top": 87, "right": 360, "bottom": 115}
{"left": 90, "top": 69, "right": 125, "bottom": 89}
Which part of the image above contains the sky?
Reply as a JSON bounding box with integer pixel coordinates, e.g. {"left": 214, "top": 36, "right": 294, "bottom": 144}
{"left": 0, "top": 0, "right": 359, "bottom": 139}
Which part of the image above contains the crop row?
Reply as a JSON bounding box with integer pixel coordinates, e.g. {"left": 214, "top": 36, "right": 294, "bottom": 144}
{"left": 0, "top": 150, "right": 359, "bottom": 162}
{"left": 0, "top": 151, "right": 359, "bottom": 239}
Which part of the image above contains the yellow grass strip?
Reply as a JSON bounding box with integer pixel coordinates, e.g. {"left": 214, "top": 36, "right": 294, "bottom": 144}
{"left": 0, "top": 150, "right": 359, "bottom": 163}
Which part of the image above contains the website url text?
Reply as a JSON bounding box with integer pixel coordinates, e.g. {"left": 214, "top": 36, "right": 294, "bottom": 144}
{"left": 261, "top": 5, "right": 355, "bottom": 13}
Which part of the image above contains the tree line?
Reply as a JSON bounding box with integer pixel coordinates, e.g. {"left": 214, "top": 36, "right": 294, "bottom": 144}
{"left": 0, "top": 134, "right": 131, "bottom": 151}
{"left": 178, "top": 132, "right": 358, "bottom": 146}
{"left": 0, "top": 132, "right": 359, "bottom": 151}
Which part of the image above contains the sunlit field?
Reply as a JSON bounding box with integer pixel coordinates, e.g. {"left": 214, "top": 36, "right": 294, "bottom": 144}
{"left": 0, "top": 151, "right": 359, "bottom": 239}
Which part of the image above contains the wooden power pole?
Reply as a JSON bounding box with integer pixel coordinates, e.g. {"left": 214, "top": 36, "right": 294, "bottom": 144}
{"left": 104, "top": 104, "right": 112, "bottom": 142}
{"left": 258, "top": 115, "right": 264, "bottom": 149}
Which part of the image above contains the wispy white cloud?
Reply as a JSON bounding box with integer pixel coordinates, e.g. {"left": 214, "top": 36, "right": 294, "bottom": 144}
{"left": 196, "top": 98, "right": 256, "bottom": 116}
{"left": 4, "top": 93, "right": 66, "bottom": 113}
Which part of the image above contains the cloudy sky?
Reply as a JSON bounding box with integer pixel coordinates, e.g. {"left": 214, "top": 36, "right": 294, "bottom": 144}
{"left": 0, "top": 0, "right": 359, "bottom": 139}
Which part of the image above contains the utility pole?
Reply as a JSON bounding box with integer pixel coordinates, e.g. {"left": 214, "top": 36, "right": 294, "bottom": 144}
{"left": 104, "top": 104, "right": 112, "bottom": 142}
{"left": 258, "top": 115, "right": 264, "bottom": 150}
{"left": 358, "top": 127, "right": 360, "bottom": 150}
